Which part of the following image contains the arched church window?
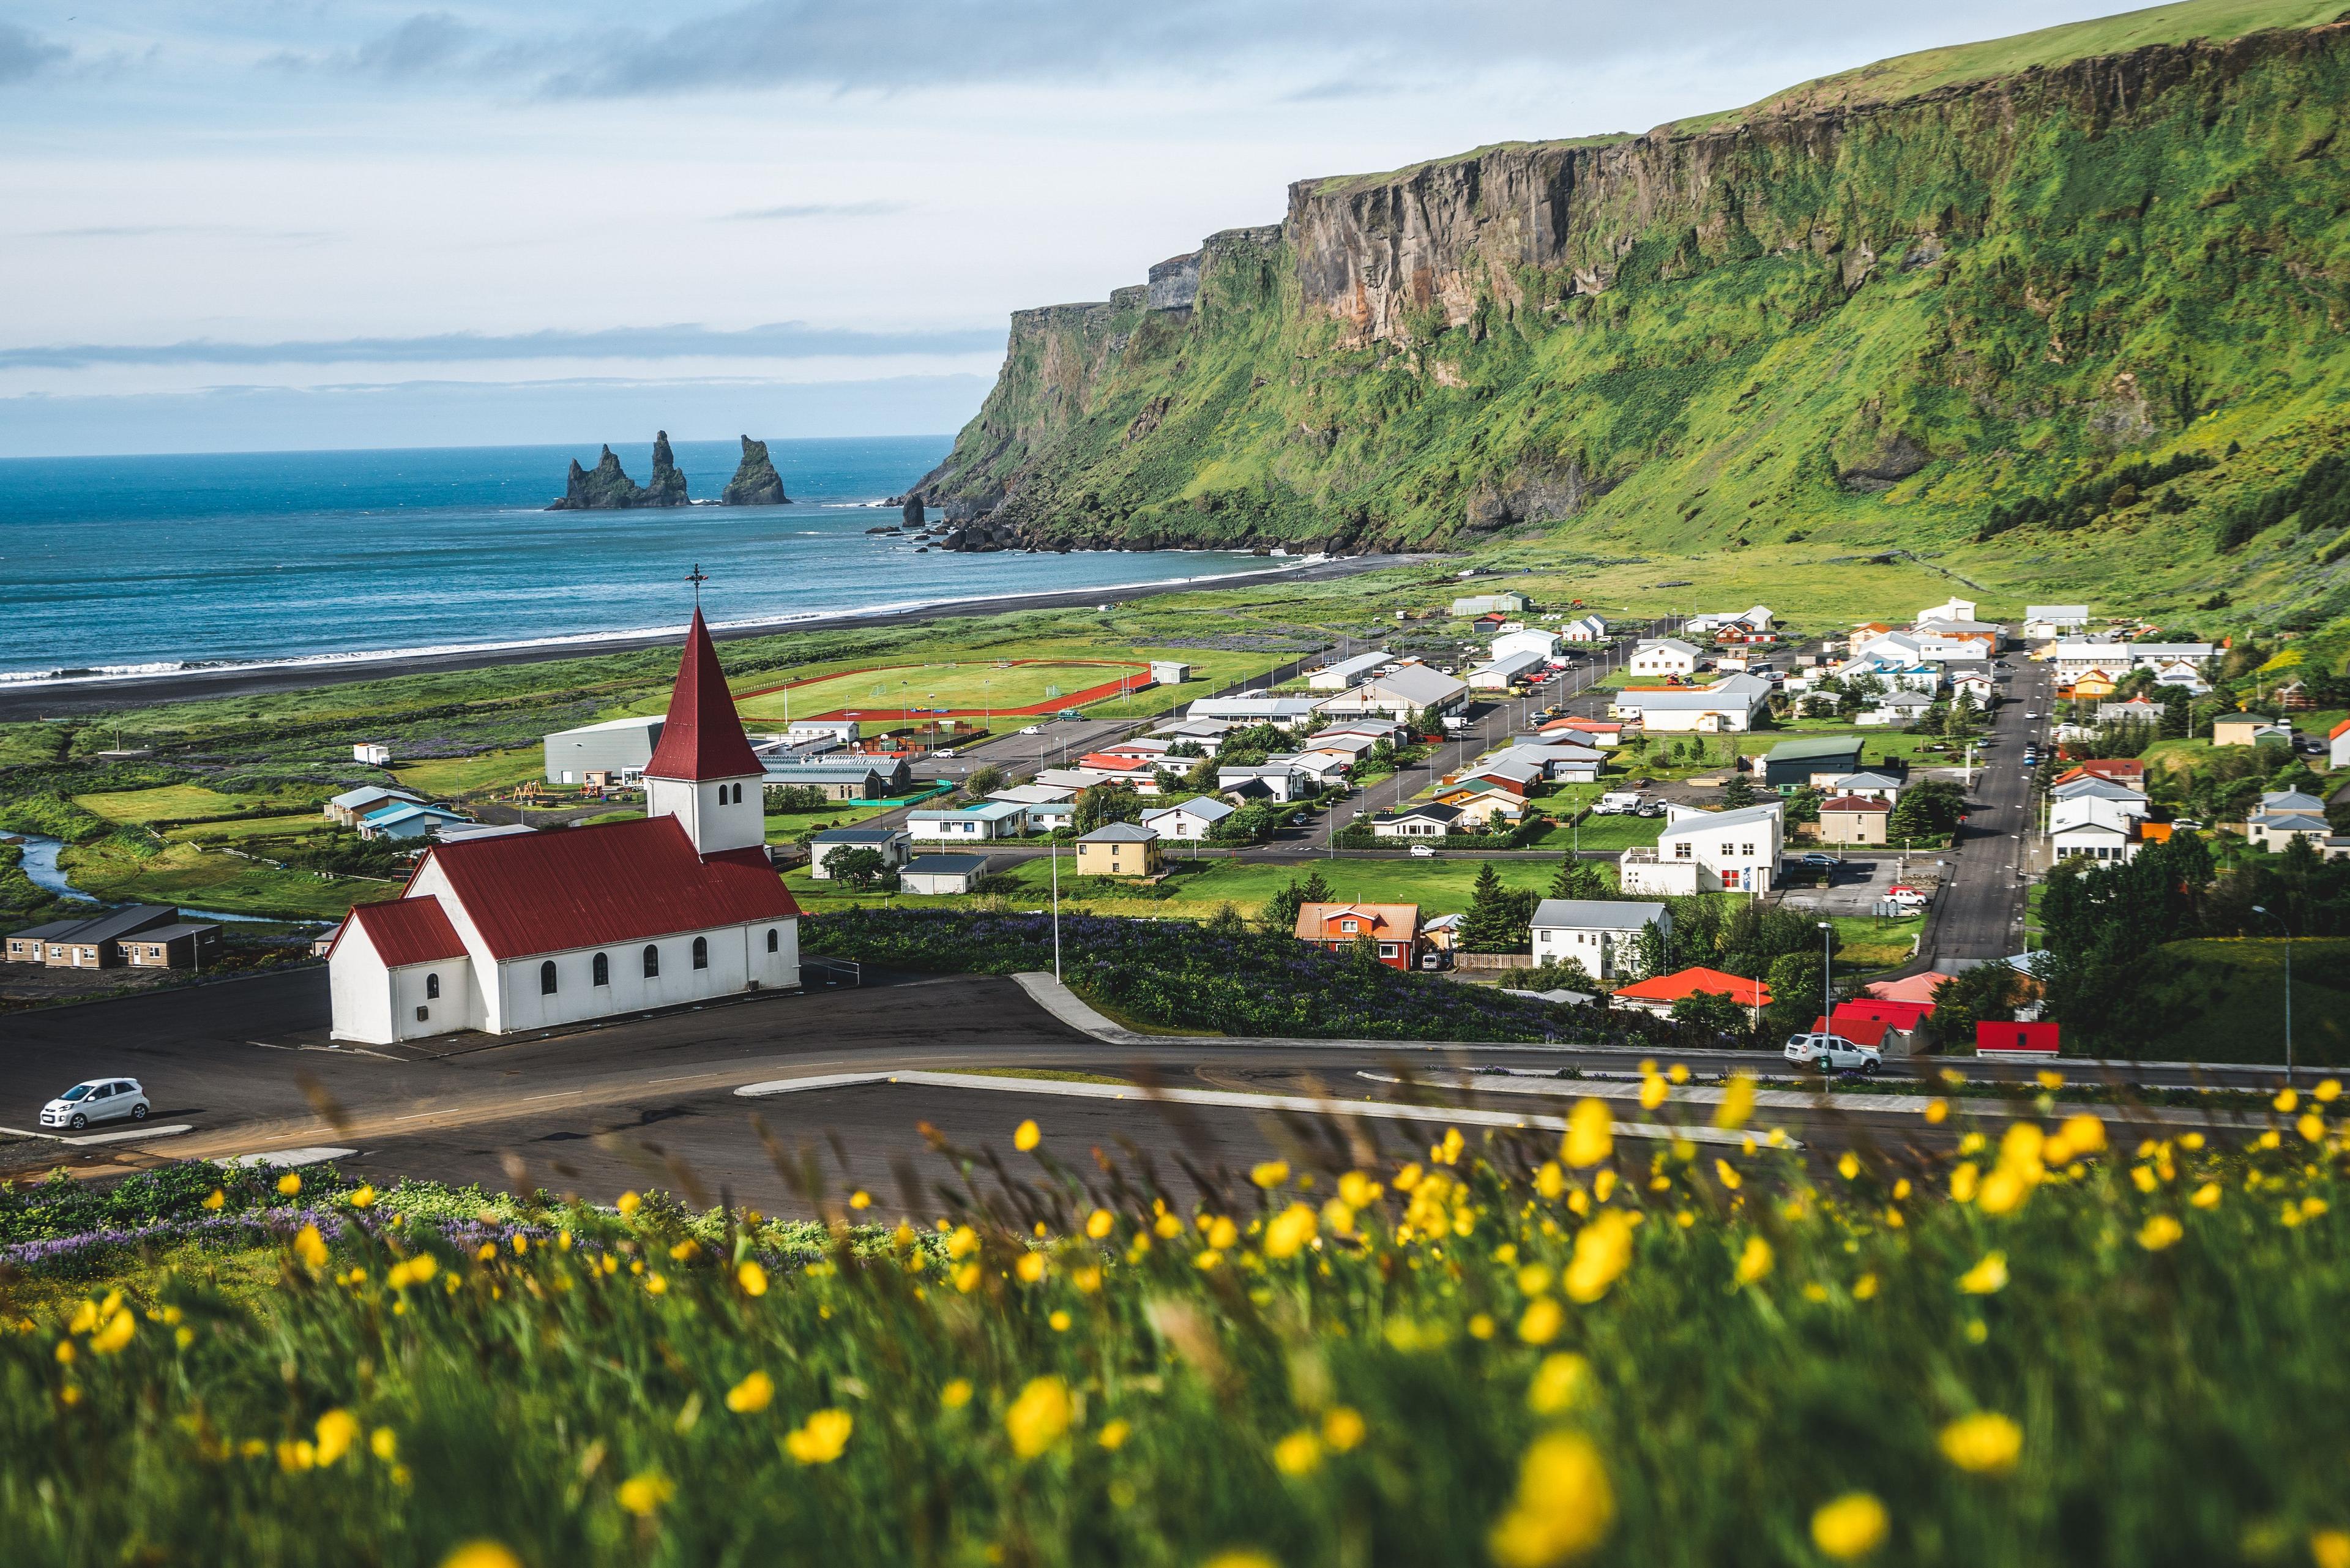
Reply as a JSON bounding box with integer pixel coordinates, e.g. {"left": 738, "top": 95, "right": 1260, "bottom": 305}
{"left": 592, "top": 952, "right": 610, "bottom": 985}
{"left": 643, "top": 945, "right": 660, "bottom": 978}
{"left": 540, "top": 961, "right": 558, "bottom": 995}
{"left": 692, "top": 936, "right": 709, "bottom": 970}
{"left": 425, "top": 973, "right": 440, "bottom": 999}
{"left": 766, "top": 928, "right": 778, "bottom": 953}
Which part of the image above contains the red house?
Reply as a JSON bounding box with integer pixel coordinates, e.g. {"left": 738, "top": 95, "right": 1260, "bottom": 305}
{"left": 1610, "top": 966, "right": 1771, "bottom": 1018}
{"left": 1294, "top": 902, "right": 1421, "bottom": 970}
{"left": 1976, "top": 1021, "right": 2061, "bottom": 1056}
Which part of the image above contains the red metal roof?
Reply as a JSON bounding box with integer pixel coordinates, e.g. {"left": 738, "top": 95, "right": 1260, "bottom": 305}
{"left": 1820, "top": 795, "right": 1891, "bottom": 812}
{"left": 1612, "top": 966, "right": 1770, "bottom": 1007}
{"left": 1977, "top": 1020, "right": 2061, "bottom": 1055}
{"left": 1810, "top": 1014, "right": 1892, "bottom": 1048}
{"left": 1835, "top": 997, "right": 1934, "bottom": 1029}
{"left": 337, "top": 897, "right": 468, "bottom": 968}
{"left": 643, "top": 609, "right": 765, "bottom": 782}
{"left": 411, "top": 816, "right": 800, "bottom": 960}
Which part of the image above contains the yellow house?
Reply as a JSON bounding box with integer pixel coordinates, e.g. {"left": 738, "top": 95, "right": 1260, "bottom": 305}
{"left": 2065, "top": 670, "right": 2119, "bottom": 700}
{"left": 1074, "top": 822, "right": 1164, "bottom": 878}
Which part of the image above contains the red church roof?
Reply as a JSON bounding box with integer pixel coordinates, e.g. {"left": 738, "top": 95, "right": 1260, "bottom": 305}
{"left": 334, "top": 897, "right": 468, "bottom": 968}
{"left": 408, "top": 816, "right": 800, "bottom": 960}
{"left": 643, "top": 609, "right": 764, "bottom": 782}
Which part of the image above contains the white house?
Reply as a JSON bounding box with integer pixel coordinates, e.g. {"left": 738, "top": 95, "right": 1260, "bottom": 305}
{"left": 1628, "top": 638, "right": 1700, "bottom": 678}
{"left": 1824, "top": 771, "right": 1905, "bottom": 802}
{"left": 1608, "top": 674, "right": 1770, "bottom": 733}
{"left": 1858, "top": 690, "right": 1934, "bottom": 726}
{"left": 2051, "top": 797, "right": 2148, "bottom": 864}
{"left": 1308, "top": 651, "right": 1390, "bottom": 691}
{"left": 1218, "top": 763, "right": 1307, "bottom": 802}
{"left": 1468, "top": 648, "right": 1549, "bottom": 690}
{"left": 328, "top": 610, "right": 800, "bottom": 1046}
{"left": 1918, "top": 597, "right": 1978, "bottom": 625}
{"left": 1491, "top": 629, "right": 1562, "bottom": 665}
{"left": 2023, "top": 605, "right": 2090, "bottom": 641}
{"left": 1371, "top": 804, "right": 1461, "bottom": 838}
{"left": 1315, "top": 663, "right": 1468, "bottom": 720}
{"left": 807, "top": 826, "right": 911, "bottom": 879}
{"left": 352, "top": 742, "right": 392, "bottom": 767}
{"left": 1140, "top": 796, "right": 1236, "bottom": 842}
{"left": 2332, "top": 719, "right": 2350, "bottom": 770}
{"left": 1560, "top": 615, "right": 1609, "bottom": 643}
{"left": 900, "top": 854, "right": 993, "bottom": 895}
{"left": 2150, "top": 660, "right": 2210, "bottom": 695}
{"left": 2249, "top": 791, "right": 2333, "bottom": 852}
{"left": 1268, "top": 750, "right": 1354, "bottom": 785}
{"left": 1186, "top": 696, "right": 1326, "bottom": 724}
{"left": 1531, "top": 899, "right": 1667, "bottom": 982}
{"left": 1618, "top": 803, "right": 1784, "bottom": 895}
{"left": 908, "top": 801, "right": 1029, "bottom": 842}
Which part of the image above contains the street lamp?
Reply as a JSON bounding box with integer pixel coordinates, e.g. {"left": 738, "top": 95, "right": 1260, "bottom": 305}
{"left": 1051, "top": 834, "right": 1063, "bottom": 984}
{"left": 2250, "top": 904, "right": 2293, "bottom": 1085}
{"left": 1817, "top": 920, "right": 1833, "bottom": 1034}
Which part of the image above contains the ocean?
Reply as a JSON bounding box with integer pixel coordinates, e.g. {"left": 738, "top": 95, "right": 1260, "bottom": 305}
{"left": 0, "top": 436, "right": 1288, "bottom": 685}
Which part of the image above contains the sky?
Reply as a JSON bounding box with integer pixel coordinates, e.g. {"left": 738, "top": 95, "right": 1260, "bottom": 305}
{"left": 1, "top": 1, "right": 2158, "bottom": 457}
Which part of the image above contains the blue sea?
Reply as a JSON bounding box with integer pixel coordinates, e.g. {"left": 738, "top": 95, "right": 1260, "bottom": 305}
{"left": 0, "top": 436, "right": 1289, "bottom": 684}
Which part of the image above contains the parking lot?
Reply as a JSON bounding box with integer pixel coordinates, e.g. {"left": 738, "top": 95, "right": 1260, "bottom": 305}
{"left": 1775, "top": 851, "right": 1941, "bottom": 917}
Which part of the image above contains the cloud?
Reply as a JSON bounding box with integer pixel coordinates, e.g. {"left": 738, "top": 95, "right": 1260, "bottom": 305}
{"left": 267, "top": 10, "right": 481, "bottom": 79}
{"left": 25, "top": 223, "right": 334, "bottom": 242}
{"left": 0, "top": 321, "right": 1008, "bottom": 371}
{"left": 0, "top": 22, "right": 69, "bottom": 84}
{"left": 720, "top": 201, "right": 907, "bottom": 221}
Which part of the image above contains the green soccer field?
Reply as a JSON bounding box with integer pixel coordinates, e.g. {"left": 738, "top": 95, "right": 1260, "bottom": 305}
{"left": 733, "top": 660, "right": 1145, "bottom": 721}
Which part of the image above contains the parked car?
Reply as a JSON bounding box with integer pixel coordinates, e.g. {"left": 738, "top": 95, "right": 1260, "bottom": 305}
{"left": 1800, "top": 851, "right": 1841, "bottom": 868}
{"left": 41, "top": 1078, "right": 150, "bottom": 1131}
{"left": 1409, "top": 844, "right": 1438, "bottom": 858}
{"left": 1783, "top": 1034, "right": 1881, "bottom": 1073}
{"left": 1020, "top": 725, "right": 1043, "bottom": 736}
{"left": 1887, "top": 887, "right": 1930, "bottom": 909}
{"left": 2024, "top": 710, "right": 2041, "bottom": 720}
{"left": 1636, "top": 802, "right": 1666, "bottom": 818}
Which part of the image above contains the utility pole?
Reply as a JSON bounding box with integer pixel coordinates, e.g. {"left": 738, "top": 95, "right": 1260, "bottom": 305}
{"left": 1818, "top": 920, "right": 1833, "bottom": 1036}
{"left": 1051, "top": 836, "right": 1062, "bottom": 984}
{"left": 2250, "top": 905, "right": 2294, "bottom": 1085}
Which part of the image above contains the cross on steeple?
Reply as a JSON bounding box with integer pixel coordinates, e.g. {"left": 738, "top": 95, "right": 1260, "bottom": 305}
{"left": 685, "top": 562, "right": 708, "bottom": 610}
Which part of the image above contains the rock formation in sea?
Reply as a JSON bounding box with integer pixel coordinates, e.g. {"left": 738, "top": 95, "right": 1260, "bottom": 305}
{"left": 901, "top": 491, "right": 924, "bottom": 528}
{"left": 719, "top": 436, "right": 791, "bottom": 506}
{"left": 546, "top": 434, "right": 693, "bottom": 510}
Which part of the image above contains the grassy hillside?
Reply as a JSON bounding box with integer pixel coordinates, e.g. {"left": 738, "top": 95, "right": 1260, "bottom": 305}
{"left": 920, "top": 0, "right": 2350, "bottom": 633}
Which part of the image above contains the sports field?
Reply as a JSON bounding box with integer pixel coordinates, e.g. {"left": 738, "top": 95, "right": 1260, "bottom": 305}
{"left": 733, "top": 659, "right": 1149, "bottom": 722}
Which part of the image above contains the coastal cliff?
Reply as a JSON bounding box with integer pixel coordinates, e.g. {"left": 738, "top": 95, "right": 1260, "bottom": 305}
{"left": 720, "top": 436, "right": 791, "bottom": 506}
{"left": 912, "top": 1, "right": 2350, "bottom": 616}
{"left": 548, "top": 433, "right": 692, "bottom": 510}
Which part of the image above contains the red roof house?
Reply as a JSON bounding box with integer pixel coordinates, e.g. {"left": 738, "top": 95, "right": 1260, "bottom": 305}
{"left": 1976, "top": 1020, "right": 2061, "bottom": 1056}
{"left": 1810, "top": 1014, "right": 1892, "bottom": 1050}
{"left": 1610, "top": 966, "right": 1771, "bottom": 1017}
{"left": 1835, "top": 997, "right": 1935, "bottom": 1030}
{"left": 1294, "top": 902, "right": 1422, "bottom": 970}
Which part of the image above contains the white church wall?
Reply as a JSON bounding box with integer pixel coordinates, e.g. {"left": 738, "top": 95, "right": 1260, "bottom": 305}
{"left": 489, "top": 919, "right": 800, "bottom": 1033}
{"left": 327, "top": 923, "right": 395, "bottom": 1045}
{"left": 647, "top": 775, "right": 765, "bottom": 855}
{"left": 390, "top": 960, "right": 475, "bottom": 1043}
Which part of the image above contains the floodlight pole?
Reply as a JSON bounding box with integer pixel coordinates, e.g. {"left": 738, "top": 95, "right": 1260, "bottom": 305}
{"left": 1052, "top": 837, "right": 1062, "bottom": 984}
{"left": 2250, "top": 904, "right": 2293, "bottom": 1085}
{"left": 1818, "top": 920, "right": 1833, "bottom": 1032}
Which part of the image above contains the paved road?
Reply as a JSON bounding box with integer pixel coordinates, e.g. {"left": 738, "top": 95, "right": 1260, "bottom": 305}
{"left": 1920, "top": 656, "right": 2054, "bottom": 969}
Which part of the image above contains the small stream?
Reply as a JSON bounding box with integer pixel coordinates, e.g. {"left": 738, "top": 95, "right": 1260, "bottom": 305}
{"left": 7, "top": 833, "right": 285, "bottom": 924}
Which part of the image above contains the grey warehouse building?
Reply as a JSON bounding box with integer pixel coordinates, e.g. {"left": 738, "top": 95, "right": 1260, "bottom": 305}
{"left": 543, "top": 715, "right": 665, "bottom": 783}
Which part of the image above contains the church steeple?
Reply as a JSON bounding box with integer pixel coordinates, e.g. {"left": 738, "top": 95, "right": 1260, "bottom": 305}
{"left": 643, "top": 602, "right": 766, "bottom": 856}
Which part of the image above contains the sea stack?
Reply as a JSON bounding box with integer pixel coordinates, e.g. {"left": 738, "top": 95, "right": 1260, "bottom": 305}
{"left": 546, "top": 435, "right": 692, "bottom": 510}
{"left": 720, "top": 435, "right": 791, "bottom": 506}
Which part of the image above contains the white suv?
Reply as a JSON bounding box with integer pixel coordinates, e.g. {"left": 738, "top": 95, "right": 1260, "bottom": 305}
{"left": 41, "top": 1078, "right": 151, "bottom": 1131}
{"left": 1783, "top": 1033, "right": 1882, "bottom": 1073}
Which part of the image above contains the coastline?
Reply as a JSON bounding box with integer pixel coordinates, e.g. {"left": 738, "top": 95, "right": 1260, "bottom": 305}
{"left": 0, "top": 553, "right": 1433, "bottom": 720}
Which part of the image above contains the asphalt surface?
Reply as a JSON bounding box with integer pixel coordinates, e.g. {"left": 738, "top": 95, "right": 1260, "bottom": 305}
{"left": 0, "top": 554, "right": 1430, "bottom": 722}
{"left": 1919, "top": 657, "right": 2053, "bottom": 969}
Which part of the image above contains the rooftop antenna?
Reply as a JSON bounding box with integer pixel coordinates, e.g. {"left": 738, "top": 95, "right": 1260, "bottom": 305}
{"left": 686, "top": 562, "right": 708, "bottom": 611}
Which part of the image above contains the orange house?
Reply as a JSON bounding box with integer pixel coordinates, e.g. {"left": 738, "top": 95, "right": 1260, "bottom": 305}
{"left": 1294, "top": 902, "right": 1421, "bottom": 970}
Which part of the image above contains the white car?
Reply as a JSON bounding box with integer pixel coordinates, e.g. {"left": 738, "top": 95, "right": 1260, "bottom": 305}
{"left": 1409, "top": 844, "right": 1438, "bottom": 858}
{"left": 41, "top": 1077, "right": 151, "bottom": 1131}
{"left": 1783, "top": 1033, "right": 1881, "bottom": 1073}
{"left": 1020, "top": 725, "right": 1043, "bottom": 736}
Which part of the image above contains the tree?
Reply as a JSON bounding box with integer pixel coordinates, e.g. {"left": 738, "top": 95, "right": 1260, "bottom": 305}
{"left": 1458, "top": 864, "right": 1539, "bottom": 953}
{"left": 1922, "top": 961, "right": 2018, "bottom": 1051}
{"left": 1670, "top": 989, "right": 1748, "bottom": 1040}
{"left": 2159, "top": 685, "right": 2192, "bottom": 739}
{"left": 1520, "top": 955, "right": 1597, "bottom": 994}
{"left": 1761, "top": 951, "right": 1826, "bottom": 1040}
{"left": 1259, "top": 869, "right": 1335, "bottom": 937}
{"left": 1073, "top": 784, "right": 1143, "bottom": 835}
{"left": 1205, "top": 902, "right": 1248, "bottom": 939}
{"left": 821, "top": 845, "right": 889, "bottom": 891}
{"left": 964, "top": 763, "right": 1007, "bottom": 798}
{"left": 1889, "top": 779, "right": 1967, "bottom": 842}
{"left": 1722, "top": 773, "right": 1758, "bottom": 807}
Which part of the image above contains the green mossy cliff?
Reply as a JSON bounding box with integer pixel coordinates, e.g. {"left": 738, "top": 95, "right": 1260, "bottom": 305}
{"left": 914, "top": 1, "right": 2350, "bottom": 621}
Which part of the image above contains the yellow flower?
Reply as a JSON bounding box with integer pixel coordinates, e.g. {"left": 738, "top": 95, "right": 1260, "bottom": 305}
{"left": 1923, "top": 1097, "right": 1949, "bottom": 1125}
{"left": 1714, "top": 1073, "right": 1757, "bottom": 1131}
{"left": 1527, "top": 1352, "right": 1592, "bottom": 1415}
{"left": 2138, "top": 1214, "right": 2184, "bottom": 1252}
{"left": 1810, "top": 1492, "right": 1889, "bottom": 1560}
{"left": 2188, "top": 1182, "right": 2221, "bottom": 1209}
{"left": 1013, "top": 1119, "right": 1042, "bottom": 1152}
{"left": 2299, "top": 1113, "right": 2327, "bottom": 1144}
{"left": 349, "top": 1185, "right": 377, "bottom": 1209}
{"left": 313, "top": 1409, "right": 360, "bottom": 1466}
{"left": 88, "top": 1308, "right": 135, "bottom": 1355}
{"left": 1006, "top": 1376, "right": 1074, "bottom": 1458}
{"left": 1852, "top": 1273, "right": 1879, "bottom": 1301}
{"left": 2311, "top": 1529, "right": 2350, "bottom": 1568}
{"left": 1562, "top": 1210, "right": 1636, "bottom": 1304}
{"left": 1048, "top": 1310, "right": 1072, "bottom": 1332}
{"left": 1733, "top": 1236, "right": 1774, "bottom": 1286}
{"left": 1533, "top": 1162, "right": 1566, "bottom": 1200}
{"left": 1251, "top": 1160, "right": 1291, "bottom": 1189}
{"left": 277, "top": 1172, "right": 302, "bottom": 1198}
{"left": 2054, "top": 1113, "right": 2106, "bottom": 1157}
{"left": 202, "top": 1189, "right": 226, "bottom": 1211}
{"left": 1836, "top": 1152, "right": 1860, "bottom": 1181}
{"left": 1272, "top": 1430, "right": 1322, "bottom": 1476}
{"left": 439, "top": 1546, "right": 523, "bottom": 1568}
{"left": 2317, "top": 1079, "right": 2343, "bottom": 1104}
{"left": 370, "top": 1427, "right": 397, "bottom": 1463}
{"left": 1562, "top": 1100, "right": 1613, "bottom": 1169}
{"left": 1201, "top": 1554, "right": 1279, "bottom": 1568}
{"left": 1638, "top": 1073, "right": 1667, "bottom": 1111}
{"left": 736, "top": 1260, "right": 769, "bottom": 1297}
{"left": 1338, "top": 1171, "right": 1382, "bottom": 1208}
{"left": 1715, "top": 1159, "right": 1743, "bottom": 1192}
{"left": 784, "top": 1408, "right": 853, "bottom": 1465}
{"left": 1097, "top": 1417, "right": 1131, "bottom": 1451}
{"left": 616, "top": 1470, "right": 674, "bottom": 1515}
{"left": 1260, "top": 1202, "right": 1319, "bottom": 1260}
{"left": 1517, "top": 1297, "right": 1565, "bottom": 1346}
{"left": 293, "top": 1225, "right": 330, "bottom": 1270}
{"left": 616, "top": 1191, "right": 641, "bottom": 1215}
{"left": 932, "top": 1377, "right": 973, "bottom": 1411}
{"left": 1939, "top": 1412, "right": 2023, "bottom": 1475}
{"left": 1487, "top": 1430, "right": 1616, "bottom": 1567}
{"left": 1322, "top": 1406, "right": 1366, "bottom": 1450}
{"left": 1207, "top": 1216, "right": 1240, "bottom": 1250}
{"left": 1957, "top": 1252, "right": 2009, "bottom": 1294}
{"left": 277, "top": 1439, "right": 315, "bottom": 1473}
{"left": 947, "top": 1225, "right": 980, "bottom": 1259}
{"left": 725, "top": 1370, "right": 774, "bottom": 1414}
{"left": 1086, "top": 1208, "right": 1116, "bottom": 1239}
{"left": 2275, "top": 1087, "right": 2300, "bottom": 1113}
{"left": 2036, "top": 1070, "right": 2064, "bottom": 1091}
{"left": 1015, "top": 1252, "right": 1047, "bottom": 1283}
{"left": 643, "top": 1272, "right": 668, "bottom": 1296}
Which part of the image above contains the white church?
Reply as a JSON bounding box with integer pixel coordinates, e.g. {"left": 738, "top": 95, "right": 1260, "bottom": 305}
{"left": 327, "top": 610, "right": 802, "bottom": 1044}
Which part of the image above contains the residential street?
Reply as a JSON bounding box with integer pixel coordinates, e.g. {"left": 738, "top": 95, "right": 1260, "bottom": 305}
{"left": 1919, "top": 654, "right": 2054, "bottom": 969}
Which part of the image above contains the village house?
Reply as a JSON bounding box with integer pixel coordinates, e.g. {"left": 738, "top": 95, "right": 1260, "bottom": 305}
{"left": 907, "top": 801, "right": 1029, "bottom": 842}
{"left": 1760, "top": 736, "right": 1867, "bottom": 791}
{"left": 326, "top": 610, "right": 801, "bottom": 1046}
{"left": 1307, "top": 651, "right": 1390, "bottom": 692}
{"left": 2212, "top": 716, "right": 2296, "bottom": 749}
{"left": 1823, "top": 770, "right": 1904, "bottom": 802}
{"left": 2332, "top": 718, "right": 2350, "bottom": 769}
{"left": 1468, "top": 648, "right": 1549, "bottom": 690}
{"left": 325, "top": 785, "right": 425, "bottom": 827}
{"left": 1608, "top": 966, "right": 1770, "bottom": 1021}
{"left": 118, "top": 922, "right": 227, "bottom": 969}
{"left": 1619, "top": 803, "right": 1785, "bottom": 895}
{"left": 1313, "top": 663, "right": 1469, "bottom": 721}
{"left": 1559, "top": 614, "right": 1609, "bottom": 643}
{"left": 898, "top": 854, "right": 993, "bottom": 895}
{"left": 357, "top": 802, "right": 472, "bottom": 842}
{"left": 1451, "top": 592, "right": 1529, "bottom": 617}
{"left": 2050, "top": 796, "right": 2152, "bottom": 863}
{"left": 2095, "top": 696, "right": 2163, "bottom": 726}
{"left": 1371, "top": 804, "right": 1462, "bottom": 839}
{"left": 542, "top": 714, "right": 666, "bottom": 785}
{"left": 1294, "top": 902, "right": 1422, "bottom": 969}
{"left": 1430, "top": 785, "right": 1526, "bottom": 829}
{"left": 761, "top": 756, "right": 911, "bottom": 800}
{"left": 1491, "top": 627, "right": 1562, "bottom": 664}
{"left": 1818, "top": 795, "right": 1892, "bottom": 845}
{"left": 1216, "top": 762, "right": 1307, "bottom": 802}
{"left": 5, "top": 905, "right": 203, "bottom": 968}
{"left": 1607, "top": 674, "right": 1770, "bottom": 733}
{"left": 2023, "top": 605, "right": 2091, "bottom": 642}
{"left": 1530, "top": 899, "right": 1666, "bottom": 982}
{"left": 2247, "top": 790, "right": 2334, "bottom": 853}
{"left": 1627, "top": 638, "right": 1700, "bottom": 678}
{"left": 1073, "top": 822, "right": 1163, "bottom": 878}
{"left": 1139, "top": 796, "right": 1235, "bottom": 842}
{"left": 805, "top": 826, "right": 912, "bottom": 879}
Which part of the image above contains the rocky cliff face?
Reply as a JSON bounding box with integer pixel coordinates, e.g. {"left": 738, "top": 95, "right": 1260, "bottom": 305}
{"left": 548, "top": 435, "right": 693, "bottom": 510}
{"left": 909, "top": 12, "right": 2350, "bottom": 615}
{"left": 720, "top": 435, "right": 791, "bottom": 506}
